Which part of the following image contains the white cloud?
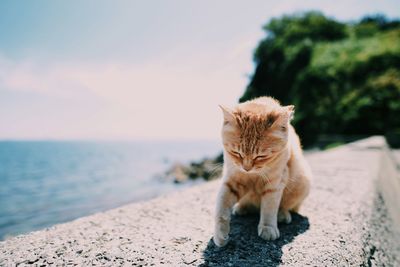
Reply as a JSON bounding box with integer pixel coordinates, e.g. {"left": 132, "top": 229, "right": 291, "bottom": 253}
{"left": 0, "top": 40, "right": 254, "bottom": 140}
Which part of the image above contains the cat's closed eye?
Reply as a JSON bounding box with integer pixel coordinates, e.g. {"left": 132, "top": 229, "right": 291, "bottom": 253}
{"left": 254, "top": 155, "right": 268, "bottom": 161}
{"left": 230, "top": 151, "right": 243, "bottom": 159}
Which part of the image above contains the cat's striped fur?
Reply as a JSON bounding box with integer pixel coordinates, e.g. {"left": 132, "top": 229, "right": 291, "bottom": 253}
{"left": 213, "top": 96, "right": 311, "bottom": 247}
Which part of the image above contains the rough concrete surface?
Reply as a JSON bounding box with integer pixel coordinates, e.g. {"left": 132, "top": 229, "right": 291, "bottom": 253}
{"left": 0, "top": 137, "right": 399, "bottom": 266}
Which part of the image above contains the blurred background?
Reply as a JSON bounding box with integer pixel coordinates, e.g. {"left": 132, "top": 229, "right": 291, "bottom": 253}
{"left": 0, "top": 1, "right": 399, "bottom": 240}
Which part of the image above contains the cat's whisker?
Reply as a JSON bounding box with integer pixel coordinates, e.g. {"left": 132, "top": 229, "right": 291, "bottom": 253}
{"left": 208, "top": 162, "right": 224, "bottom": 179}
{"left": 260, "top": 172, "right": 271, "bottom": 186}
{"left": 284, "top": 175, "right": 296, "bottom": 193}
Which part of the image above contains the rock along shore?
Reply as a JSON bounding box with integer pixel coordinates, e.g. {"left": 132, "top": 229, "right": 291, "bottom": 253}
{"left": 1, "top": 136, "right": 399, "bottom": 266}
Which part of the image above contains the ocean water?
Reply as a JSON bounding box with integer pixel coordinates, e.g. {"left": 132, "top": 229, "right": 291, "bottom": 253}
{"left": 0, "top": 140, "right": 221, "bottom": 240}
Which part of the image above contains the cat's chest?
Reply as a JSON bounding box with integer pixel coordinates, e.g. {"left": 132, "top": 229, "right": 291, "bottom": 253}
{"left": 228, "top": 172, "right": 280, "bottom": 196}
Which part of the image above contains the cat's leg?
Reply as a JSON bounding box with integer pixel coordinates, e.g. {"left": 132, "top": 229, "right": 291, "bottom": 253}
{"left": 232, "top": 192, "right": 256, "bottom": 215}
{"left": 280, "top": 174, "right": 310, "bottom": 213}
{"left": 258, "top": 186, "right": 284, "bottom": 241}
{"left": 292, "top": 203, "right": 301, "bottom": 213}
{"left": 278, "top": 208, "right": 292, "bottom": 224}
{"left": 213, "top": 182, "right": 238, "bottom": 247}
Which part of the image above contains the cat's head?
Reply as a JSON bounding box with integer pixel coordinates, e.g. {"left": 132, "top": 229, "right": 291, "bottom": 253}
{"left": 220, "top": 97, "right": 294, "bottom": 173}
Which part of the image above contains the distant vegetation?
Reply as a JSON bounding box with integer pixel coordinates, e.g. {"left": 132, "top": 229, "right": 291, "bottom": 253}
{"left": 240, "top": 12, "right": 400, "bottom": 147}
{"left": 170, "top": 12, "right": 400, "bottom": 182}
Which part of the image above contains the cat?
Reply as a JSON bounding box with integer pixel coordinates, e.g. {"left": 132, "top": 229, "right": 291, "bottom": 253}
{"left": 213, "top": 96, "right": 311, "bottom": 247}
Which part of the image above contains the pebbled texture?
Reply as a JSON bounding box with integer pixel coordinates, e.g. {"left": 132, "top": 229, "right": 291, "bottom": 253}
{"left": 0, "top": 137, "right": 399, "bottom": 266}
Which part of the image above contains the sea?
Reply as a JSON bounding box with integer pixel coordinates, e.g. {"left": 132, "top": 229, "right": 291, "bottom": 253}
{"left": 0, "top": 140, "right": 221, "bottom": 240}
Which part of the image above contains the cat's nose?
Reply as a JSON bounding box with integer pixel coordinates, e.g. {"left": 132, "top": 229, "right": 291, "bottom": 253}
{"left": 243, "top": 161, "right": 252, "bottom": 172}
{"left": 243, "top": 165, "right": 252, "bottom": 172}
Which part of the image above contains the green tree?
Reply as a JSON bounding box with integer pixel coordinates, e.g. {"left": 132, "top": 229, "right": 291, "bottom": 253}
{"left": 240, "top": 12, "right": 400, "bottom": 146}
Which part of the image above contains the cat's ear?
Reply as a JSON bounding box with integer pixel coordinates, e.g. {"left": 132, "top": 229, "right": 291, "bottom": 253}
{"left": 270, "top": 105, "right": 295, "bottom": 130}
{"left": 283, "top": 105, "right": 295, "bottom": 121}
{"left": 218, "top": 105, "right": 235, "bottom": 125}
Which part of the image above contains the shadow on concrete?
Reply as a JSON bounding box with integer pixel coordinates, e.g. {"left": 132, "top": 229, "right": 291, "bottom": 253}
{"left": 200, "top": 213, "right": 309, "bottom": 267}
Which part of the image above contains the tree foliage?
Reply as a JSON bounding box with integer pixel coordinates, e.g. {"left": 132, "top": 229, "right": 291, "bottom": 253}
{"left": 240, "top": 12, "right": 400, "bottom": 146}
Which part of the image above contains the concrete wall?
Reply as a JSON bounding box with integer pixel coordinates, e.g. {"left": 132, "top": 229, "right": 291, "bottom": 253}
{"left": 0, "top": 136, "right": 399, "bottom": 266}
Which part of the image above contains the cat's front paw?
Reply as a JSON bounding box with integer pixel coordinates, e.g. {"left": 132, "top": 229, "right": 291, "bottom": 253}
{"left": 258, "top": 225, "right": 280, "bottom": 240}
{"left": 278, "top": 209, "right": 292, "bottom": 224}
{"left": 213, "top": 220, "right": 230, "bottom": 247}
{"left": 213, "top": 232, "right": 229, "bottom": 247}
{"left": 232, "top": 203, "right": 246, "bottom": 216}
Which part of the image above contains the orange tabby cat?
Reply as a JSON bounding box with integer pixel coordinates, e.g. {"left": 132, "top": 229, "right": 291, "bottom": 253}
{"left": 213, "top": 96, "right": 311, "bottom": 247}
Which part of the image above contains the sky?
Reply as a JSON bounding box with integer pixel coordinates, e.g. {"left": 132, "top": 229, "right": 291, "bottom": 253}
{"left": 0, "top": 0, "right": 399, "bottom": 140}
